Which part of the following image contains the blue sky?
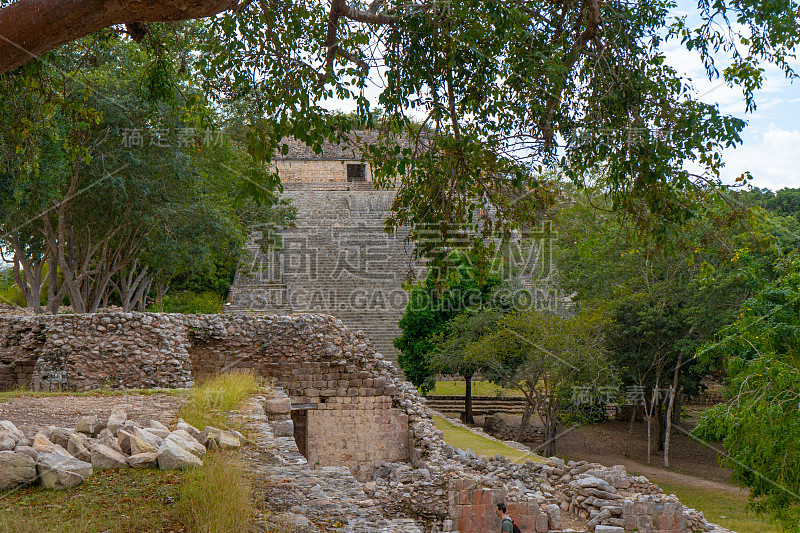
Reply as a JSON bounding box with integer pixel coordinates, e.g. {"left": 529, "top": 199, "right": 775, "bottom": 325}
{"left": 666, "top": 0, "right": 800, "bottom": 191}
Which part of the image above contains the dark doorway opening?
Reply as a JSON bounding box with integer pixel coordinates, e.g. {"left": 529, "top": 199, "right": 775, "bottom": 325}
{"left": 291, "top": 409, "right": 308, "bottom": 458}
{"left": 346, "top": 163, "right": 366, "bottom": 182}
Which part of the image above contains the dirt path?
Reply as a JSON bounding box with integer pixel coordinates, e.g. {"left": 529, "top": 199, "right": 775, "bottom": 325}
{"left": 0, "top": 393, "right": 185, "bottom": 429}
{"left": 479, "top": 410, "right": 747, "bottom": 495}
{"left": 559, "top": 447, "right": 746, "bottom": 495}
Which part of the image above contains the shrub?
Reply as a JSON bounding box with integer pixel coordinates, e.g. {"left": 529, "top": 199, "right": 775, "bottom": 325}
{"left": 157, "top": 291, "right": 224, "bottom": 314}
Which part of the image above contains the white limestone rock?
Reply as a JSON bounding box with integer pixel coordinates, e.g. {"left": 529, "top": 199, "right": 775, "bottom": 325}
{"left": 0, "top": 450, "right": 36, "bottom": 489}
{"left": 37, "top": 452, "right": 93, "bottom": 489}
{"left": 117, "top": 429, "right": 133, "bottom": 455}
{"left": 130, "top": 434, "right": 157, "bottom": 455}
{"left": 67, "top": 433, "right": 92, "bottom": 463}
{"left": 98, "top": 428, "right": 124, "bottom": 455}
{"left": 176, "top": 419, "right": 201, "bottom": 441}
{"left": 147, "top": 420, "right": 169, "bottom": 432}
{"left": 76, "top": 415, "right": 103, "bottom": 436}
{"left": 133, "top": 427, "right": 163, "bottom": 449}
{"left": 0, "top": 430, "right": 16, "bottom": 451}
{"left": 91, "top": 443, "right": 129, "bottom": 469}
{"left": 106, "top": 407, "right": 127, "bottom": 435}
{"left": 14, "top": 446, "right": 38, "bottom": 461}
{"left": 157, "top": 439, "right": 202, "bottom": 470}
{"left": 128, "top": 452, "right": 158, "bottom": 469}
{"left": 166, "top": 430, "right": 206, "bottom": 458}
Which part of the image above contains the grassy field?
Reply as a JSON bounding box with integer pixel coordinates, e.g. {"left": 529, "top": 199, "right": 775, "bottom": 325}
{"left": 650, "top": 478, "right": 777, "bottom": 533}
{"left": 433, "top": 415, "right": 545, "bottom": 464}
{"left": 0, "top": 469, "right": 187, "bottom": 532}
{"left": 427, "top": 380, "right": 524, "bottom": 397}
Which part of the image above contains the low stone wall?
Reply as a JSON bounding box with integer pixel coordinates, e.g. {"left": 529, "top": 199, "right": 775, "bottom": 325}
{"left": 0, "top": 314, "right": 192, "bottom": 391}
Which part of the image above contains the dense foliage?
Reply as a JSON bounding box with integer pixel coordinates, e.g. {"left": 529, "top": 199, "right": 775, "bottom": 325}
{"left": 191, "top": 0, "right": 799, "bottom": 274}
{"left": 0, "top": 32, "right": 293, "bottom": 313}
{"left": 395, "top": 253, "right": 503, "bottom": 393}
{"left": 469, "top": 307, "right": 613, "bottom": 456}
{"left": 694, "top": 254, "right": 800, "bottom": 530}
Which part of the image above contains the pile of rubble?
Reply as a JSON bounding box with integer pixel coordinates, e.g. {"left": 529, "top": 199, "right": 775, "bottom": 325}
{"left": 0, "top": 408, "right": 243, "bottom": 490}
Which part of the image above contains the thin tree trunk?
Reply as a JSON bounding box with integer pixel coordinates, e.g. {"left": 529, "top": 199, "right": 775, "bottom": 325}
{"left": 624, "top": 405, "right": 637, "bottom": 457}
{"left": 9, "top": 237, "right": 45, "bottom": 313}
{"left": 45, "top": 247, "right": 68, "bottom": 314}
{"left": 516, "top": 402, "right": 533, "bottom": 442}
{"left": 462, "top": 374, "right": 474, "bottom": 425}
{"left": 545, "top": 417, "right": 557, "bottom": 457}
{"left": 656, "top": 397, "right": 665, "bottom": 452}
{"left": 672, "top": 386, "right": 683, "bottom": 423}
{"left": 664, "top": 354, "right": 682, "bottom": 468}
{"left": 645, "top": 382, "right": 658, "bottom": 465}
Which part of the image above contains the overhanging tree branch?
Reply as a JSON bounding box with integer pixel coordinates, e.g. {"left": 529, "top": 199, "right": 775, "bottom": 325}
{"left": 0, "top": 0, "right": 241, "bottom": 74}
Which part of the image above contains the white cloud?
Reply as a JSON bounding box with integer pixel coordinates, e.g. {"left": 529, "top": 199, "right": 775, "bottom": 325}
{"left": 720, "top": 127, "right": 800, "bottom": 190}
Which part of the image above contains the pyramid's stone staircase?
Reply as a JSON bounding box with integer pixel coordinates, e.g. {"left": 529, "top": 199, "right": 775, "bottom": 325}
{"left": 227, "top": 183, "right": 420, "bottom": 361}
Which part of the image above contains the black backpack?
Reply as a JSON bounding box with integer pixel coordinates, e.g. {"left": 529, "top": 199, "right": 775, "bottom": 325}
{"left": 503, "top": 516, "right": 522, "bottom": 533}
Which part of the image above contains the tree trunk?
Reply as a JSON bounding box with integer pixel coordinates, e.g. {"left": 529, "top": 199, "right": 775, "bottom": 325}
{"left": 9, "top": 237, "right": 45, "bottom": 313}
{"left": 645, "top": 383, "right": 658, "bottom": 465}
{"left": 461, "top": 374, "right": 474, "bottom": 425}
{"left": 624, "top": 405, "right": 637, "bottom": 458}
{"left": 0, "top": 0, "right": 240, "bottom": 75}
{"left": 45, "top": 248, "right": 68, "bottom": 314}
{"left": 664, "top": 355, "right": 682, "bottom": 468}
{"left": 136, "top": 277, "right": 152, "bottom": 311}
{"left": 544, "top": 417, "right": 557, "bottom": 457}
{"left": 516, "top": 402, "right": 533, "bottom": 442}
{"left": 656, "top": 398, "right": 665, "bottom": 452}
{"left": 672, "top": 387, "right": 683, "bottom": 424}
{"left": 154, "top": 277, "right": 171, "bottom": 311}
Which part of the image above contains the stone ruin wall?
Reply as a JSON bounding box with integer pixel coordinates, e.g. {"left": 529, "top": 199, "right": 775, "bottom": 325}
{"left": 0, "top": 312, "right": 734, "bottom": 533}
{"left": 274, "top": 159, "right": 375, "bottom": 183}
{"left": 0, "top": 312, "right": 409, "bottom": 481}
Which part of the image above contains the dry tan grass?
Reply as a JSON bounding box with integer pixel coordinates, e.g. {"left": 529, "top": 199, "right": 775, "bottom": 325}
{"left": 179, "top": 451, "right": 254, "bottom": 533}
{"left": 177, "top": 371, "right": 259, "bottom": 429}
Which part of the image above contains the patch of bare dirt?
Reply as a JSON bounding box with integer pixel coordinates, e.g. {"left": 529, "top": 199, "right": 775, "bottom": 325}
{"left": 477, "top": 407, "right": 745, "bottom": 494}
{"left": 0, "top": 393, "right": 185, "bottom": 429}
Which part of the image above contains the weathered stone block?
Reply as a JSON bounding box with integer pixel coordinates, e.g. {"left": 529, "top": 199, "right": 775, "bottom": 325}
{"left": 594, "top": 526, "right": 624, "bottom": 533}
{"left": 0, "top": 451, "right": 36, "bottom": 489}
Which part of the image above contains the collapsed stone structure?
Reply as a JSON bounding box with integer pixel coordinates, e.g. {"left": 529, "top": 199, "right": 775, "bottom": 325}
{"left": 0, "top": 312, "right": 735, "bottom": 533}
{"left": 0, "top": 410, "right": 241, "bottom": 490}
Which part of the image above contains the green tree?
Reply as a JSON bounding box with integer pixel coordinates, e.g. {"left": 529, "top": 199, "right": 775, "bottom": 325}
{"left": 469, "top": 307, "right": 613, "bottom": 457}
{"left": 694, "top": 253, "right": 800, "bottom": 531}
{"left": 429, "top": 307, "right": 503, "bottom": 423}
{"left": 395, "top": 252, "right": 503, "bottom": 394}
{"left": 552, "top": 185, "right": 800, "bottom": 461}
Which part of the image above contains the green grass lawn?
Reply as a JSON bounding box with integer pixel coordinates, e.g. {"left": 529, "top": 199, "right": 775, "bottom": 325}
{"left": 643, "top": 478, "right": 777, "bottom": 533}
{"left": 433, "top": 415, "right": 545, "bottom": 464}
{"left": 427, "top": 380, "right": 524, "bottom": 397}
{"left": 0, "top": 469, "right": 187, "bottom": 532}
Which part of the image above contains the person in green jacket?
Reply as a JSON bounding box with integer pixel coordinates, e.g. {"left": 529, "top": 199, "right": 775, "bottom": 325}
{"left": 496, "top": 503, "right": 513, "bottom": 533}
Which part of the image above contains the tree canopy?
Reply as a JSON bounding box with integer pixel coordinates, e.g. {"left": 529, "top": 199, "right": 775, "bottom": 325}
{"left": 1, "top": 0, "right": 797, "bottom": 271}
